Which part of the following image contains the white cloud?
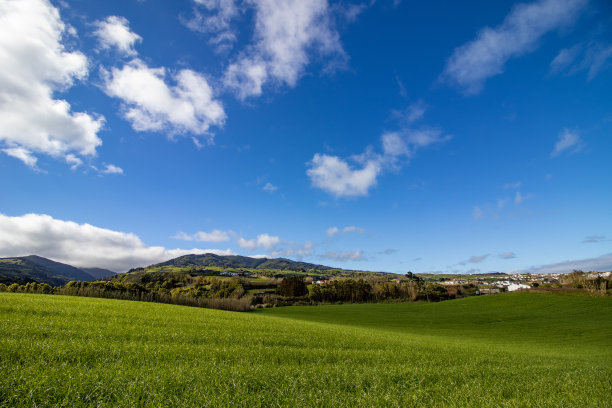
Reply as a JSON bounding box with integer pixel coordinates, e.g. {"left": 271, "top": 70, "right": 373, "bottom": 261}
{"left": 263, "top": 182, "right": 278, "bottom": 192}
{"left": 441, "top": 0, "right": 587, "bottom": 94}
{"left": 468, "top": 254, "right": 489, "bottom": 263}
{"left": 326, "top": 225, "right": 364, "bottom": 237}
{"left": 185, "top": 0, "right": 239, "bottom": 52}
{"left": 307, "top": 153, "right": 381, "bottom": 198}
{"left": 0, "top": 213, "right": 234, "bottom": 271}
{"left": 101, "top": 164, "right": 124, "bottom": 175}
{"left": 498, "top": 251, "right": 517, "bottom": 259}
{"left": 510, "top": 252, "right": 612, "bottom": 274}
{"left": 173, "top": 229, "right": 231, "bottom": 243}
{"left": 270, "top": 241, "right": 314, "bottom": 258}
{"left": 223, "top": 0, "right": 345, "bottom": 99}
{"left": 307, "top": 100, "right": 450, "bottom": 198}
{"left": 103, "top": 59, "right": 225, "bottom": 138}
{"left": 504, "top": 181, "right": 521, "bottom": 189}
{"left": 2, "top": 147, "right": 38, "bottom": 168}
{"left": 94, "top": 16, "right": 142, "bottom": 56}
{"left": 550, "top": 44, "right": 582, "bottom": 74}
{"left": 550, "top": 42, "right": 612, "bottom": 80}
{"left": 65, "top": 154, "right": 83, "bottom": 170}
{"left": 324, "top": 249, "right": 364, "bottom": 262}
{"left": 0, "top": 0, "right": 104, "bottom": 168}
{"left": 238, "top": 233, "right": 280, "bottom": 250}
{"left": 551, "top": 128, "right": 583, "bottom": 157}
{"left": 391, "top": 100, "right": 427, "bottom": 125}
{"left": 326, "top": 227, "right": 339, "bottom": 237}
{"left": 342, "top": 226, "right": 364, "bottom": 234}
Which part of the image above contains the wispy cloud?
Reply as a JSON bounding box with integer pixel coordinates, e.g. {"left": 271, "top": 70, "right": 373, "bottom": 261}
{"left": 327, "top": 226, "right": 365, "bottom": 237}
{"left": 582, "top": 235, "right": 607, "bottom": 244}
{"left": 441, "top": 0, "right": 587, "bottom": 94}
{"left": 183, "top": 0, "right": 240, "bottom": 52}
{"left": 472, "top": 206, "right": 484, "bottom": 220}
{"left": 551, "top": 128, "right": 584, "bottom": 157}
{"left": 173, "top": 229, "right": 232, "bottom": 243}
{"left": 323, "top": 249, "right": 364, "bottom": 262}
{"left": 514, "top": 191, "right": 533, "bottom": 205}
{"left": 504, "top": 181, "right": 521, "bottom": 189}
{"left": 263, "top": 182, "right": 278, "bottom": 192}
{"left": 550, "top": 41, "right": 612, "bottom": 80}
{"left": 498, "top": 251, "right": 517, "bottom": 259}
{"left": 468, "top": 254, "right": 489, "bottom": 263}
{"left": 510, "top": 252, "right": 612, "bottom": 274}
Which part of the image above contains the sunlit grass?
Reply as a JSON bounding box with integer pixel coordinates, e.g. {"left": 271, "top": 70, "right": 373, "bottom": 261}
{"left": 0, "top": 292, "right": 610, "bottom": 407}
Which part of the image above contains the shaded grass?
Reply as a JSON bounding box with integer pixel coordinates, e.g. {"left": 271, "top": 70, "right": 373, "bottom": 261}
{"left": 0, "top": 292, "right": 610, "bottom": 407}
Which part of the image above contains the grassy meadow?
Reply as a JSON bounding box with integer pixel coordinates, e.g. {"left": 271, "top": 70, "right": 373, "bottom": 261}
{"left": 0, "top": 292, "right": 610, "bottom": 407}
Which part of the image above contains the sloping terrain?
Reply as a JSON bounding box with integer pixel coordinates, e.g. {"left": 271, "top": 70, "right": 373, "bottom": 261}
{"left": 0, "top": 292, "right": 609, "bottom": 407}
{"left": 0, "top": 255, "right": 100, "bottom": 285}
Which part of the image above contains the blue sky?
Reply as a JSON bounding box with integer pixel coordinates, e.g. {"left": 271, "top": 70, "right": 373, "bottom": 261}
{"left": 0, "top": 0, "right": 611, "bottom": 273}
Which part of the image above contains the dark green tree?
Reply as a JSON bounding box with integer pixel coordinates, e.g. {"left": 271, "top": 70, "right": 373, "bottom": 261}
{"left": 279, "top": 276, "right": 308, "bottom": 297}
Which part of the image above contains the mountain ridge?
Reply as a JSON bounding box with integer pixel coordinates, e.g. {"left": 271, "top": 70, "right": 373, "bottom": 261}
{"left": 0, "top": 255, "right": 115, "bottom": 285}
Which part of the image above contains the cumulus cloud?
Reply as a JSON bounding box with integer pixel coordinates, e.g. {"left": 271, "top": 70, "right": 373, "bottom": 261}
{"left": 0, "top": 0, "right": 104, "bottom": 168}
{"left": 498, "top": 251, "right": 517, "bottom": 259}
{"left": 551, "top": 128, "right": 584, "bottom": 157}
{"left": 307, "top": 153, "right": 381, "bottom": 198}
{"left": 441, "top": 0, "right": 587, "bottom": 94}
{"left": 324, "top": 249, "right": 364, "bottom": 262}
{"left": 101, "top": 164, "right": 124, "bottom": 175}
{"left": 307, "top": 103, "right": 450, "bottom": 198}
{"left": 510, "top": 252, "right": 612, "bottom": 274}
{"left": 223, "top": 0, "right": 345, "bottom": 99}
{"left": 238, "top": 233, "right": 280, "bottom": 250}
{"left": 0, "top": 213, "right": 234, "bottom": 271}
{"left": 103, "top": 59, "right": 225, "bottom": 139}
{"left": 94, "top": 16, "right": 142, "bottom": 56}
{"left": 173, "top": 229, "right": 231, "bottom": 242}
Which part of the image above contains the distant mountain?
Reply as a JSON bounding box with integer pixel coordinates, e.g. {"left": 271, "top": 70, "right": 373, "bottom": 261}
{"left": 80, "top": 267, "right": 116, "bottom": 280}
{"left": 153, "top": 253, "right": 335, "bottom": 272}
{"left": 0, "top": 255, "right": 106, "bottom": 285}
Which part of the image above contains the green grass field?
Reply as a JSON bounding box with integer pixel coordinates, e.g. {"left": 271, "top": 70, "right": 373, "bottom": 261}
{"left": 1, "top": 292, "right": 610, "bottom": 407}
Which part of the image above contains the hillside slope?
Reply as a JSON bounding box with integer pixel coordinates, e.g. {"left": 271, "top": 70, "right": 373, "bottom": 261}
{"left": 0, "top": 292, "right": 609, "bottom": 407}
{"left": 0, "top": 256, "right": 114, "bottom": 285}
